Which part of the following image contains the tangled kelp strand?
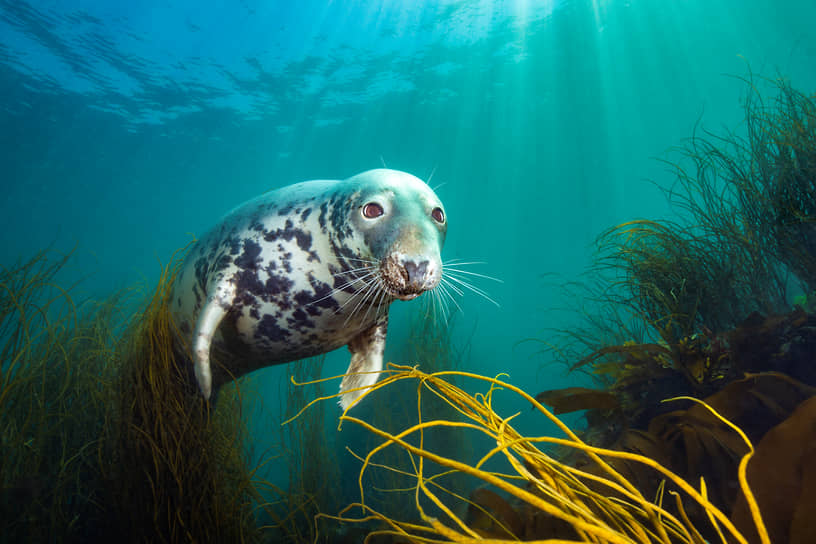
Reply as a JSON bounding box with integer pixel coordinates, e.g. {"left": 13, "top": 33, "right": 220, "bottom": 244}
{"left": 0, "top": 247, "right": 287, "bottom": 542}
{"left": 291, "top": 365, "right": 768, "bottom": 543}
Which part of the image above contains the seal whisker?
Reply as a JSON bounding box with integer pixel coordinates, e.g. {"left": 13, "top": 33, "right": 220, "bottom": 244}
{"left": 431, "top": 285, "right": 450, "bottom": 324}
{"left": 344, "top": 277, "right": 380, "bottom": 325}
{"left": 332, "top": 276, "right": 378, "bottom": 315}
{"left": 310, "top": 271, "right": 377, "bottom": 305}
{"left": 359, "top": 279, "right": 384, "bottom": 323}
{"left": 443, "top": 259, "right": 485, "bottom": 265}
{"left": 426, "top": 165, "right": 437, "bottom": 186}
{"left": 423, "top": 287, "right": 437, "bottom": 322}
{"left": 335, "top": 265, "right": 377, "bottom": 275}
{"left": 444, "top": 268, "right": 504, "bottom": 283}
{"left": 347, "top": 274, "right": 380, "bottom": 315}
{"left": 439, "top": 276, "right": 465, "bottom": 297}
{"left": 438, "top": 292, "right": 450, "bottom": 325}
{"left": 438, "top": 288, "right": 453, "bottom": 323}
{"left": 368, "top": 279, "right": 390, "bottom": 322}
{"left": 330, "top": 271, "right": 376, "bottom": 287}
{"left": 437, "top": 281, "right": 463, "bottom": 316}
{"left": 426, "top": 286, "right": 443, "bottom": 324}
{"left": 344, "top": 257, "right": 379, "bottom": 264}
{"left": 442, "top": 273, "right": 501, "bottom": 308}
{"left": 336, "top": 278, "right": 375, "bottom": 315}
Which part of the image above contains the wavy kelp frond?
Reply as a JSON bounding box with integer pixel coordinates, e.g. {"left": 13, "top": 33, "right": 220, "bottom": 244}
{"left": 301, "top": 365, "right": 768, "bottom": 543}
{"left": 541, "top": 307, "right": 816, "bottom": 446}
{"left": 731, "top": 395, "right": 816, "bottom": 543}
{"left": 102, "top": 247, "right": 263, "bottom": 542}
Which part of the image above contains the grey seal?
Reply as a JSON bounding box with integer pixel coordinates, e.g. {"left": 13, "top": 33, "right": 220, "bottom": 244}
{"left": 171, "top": 169, "right": 447, "bottom": 409}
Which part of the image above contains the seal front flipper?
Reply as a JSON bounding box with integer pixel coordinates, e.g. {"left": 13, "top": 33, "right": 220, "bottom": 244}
{"left": 192, "top": 280, "right": 237, "bottom": 400}
{"left": 339, "top": 316, "right": 388, "bottom": 410}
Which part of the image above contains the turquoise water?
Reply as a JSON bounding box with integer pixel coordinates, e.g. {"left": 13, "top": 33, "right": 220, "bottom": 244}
{"left": 2, "top": 0, "right": 815, "bottom": 519}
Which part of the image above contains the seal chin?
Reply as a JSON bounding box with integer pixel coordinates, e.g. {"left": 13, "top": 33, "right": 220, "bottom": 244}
{"left": 395, "top": 292, "right": 420, "bottom": 301}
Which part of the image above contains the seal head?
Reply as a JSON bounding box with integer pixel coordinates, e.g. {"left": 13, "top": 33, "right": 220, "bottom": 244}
{"left": 171, "top": 169, "right": 446, "bottom": 409}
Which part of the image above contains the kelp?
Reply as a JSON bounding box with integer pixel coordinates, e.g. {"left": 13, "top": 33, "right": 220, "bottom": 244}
{"left": 595, "top": 74, "right": 816, "bottom": 347}
{"left": 532, "top": 74, "right": 816, "bottom": 542}
{"left": 274, "top": 303, "right": 473, "bottom": 543}
{"left": 731, "top": 395, "right": 816, "bottom": 543}
{"left": 0, "top": 249, "right": 125, "bottom": 541}
{"left": 588, "top": 372, "right": 816, "bottom": 515}
{"left": 535, "top": 387, "right": 619, "bottom": 415}
{"left": 288, "top": 365, "right": 770, "bottom": 543}
{"left": 102, "top": 247, "right": 264, "bottom": 542}
{"left": 0, "top": 248, "right": 274, "bottom": 542}
{"left": 542, "top": 75, "right": 816, "bottom": 424}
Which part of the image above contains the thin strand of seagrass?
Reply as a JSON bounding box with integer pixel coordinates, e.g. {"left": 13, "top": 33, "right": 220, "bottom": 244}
{"left": 497, "top": 425, "right": 654, "bottom": 544}
{"left": 423, "top": 377, "right": 612, "bottom": 531}
{"left": 493, "top": 415, "right": 650, "bottom": 544}
{"left": 330, "top": 502, "right": 594, "bottom": 544}
{"left": 345, "top": 446, "right": 524, "bottom": 540}
{"left": 292, "top": 366, "right": 762, "bottom": 542}
{"left": 488, "top": 411, "right": 613, "bottom": 540}
{"left": 669, "top": 491, "right": 707, "bottom": 544}
{"left": 669, "top": 397, "right": 770, "bottom": 544}
{"left": 346, "top": 415, "right": 635, "bottom": 544}
{"left": 422, "top": 370, "right": 757, "bottom": 542}
{"left": 362, "top": 396, "right": 683, "bottom": 543}
{"left": 423, "top": 375, "right": 665, "bottom": 543}
{"left": 495, "top": 432, "right": 750, "bottom": 543}
{"left": 352, "top": 413, "right": 607, "bottom": 539}
{"left": 292, "top": 366, "right": 668, "bottom": 542}
{"left": 463, "top": 412, "right": 691, "bottom": 543}
{"left": 413, "top": 374, "right": 486, "bottom": 541}
{"left": 410, "top": 375, "right": 720, "bottom": 543}
{"left": 457, "top": 394, "right": 684, "bottom": 542}
{"left": 699, "top": 479, "right": 727, "bottom": 544}
{"left": 542, "top": 458, "right": 692, "bottom": 542}
{"left": 281, "top": 366, "right": 420, "bottom": 425}
{"left": 320, "top": 503, "right": 451, "bottom": 543}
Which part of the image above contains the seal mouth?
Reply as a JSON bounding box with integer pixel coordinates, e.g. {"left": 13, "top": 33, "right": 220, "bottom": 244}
{"left": 378, "top": 254, "right": 438, "bottom": 301}
{"left": 380, "top": 276, "right": 425, "bottom": 300}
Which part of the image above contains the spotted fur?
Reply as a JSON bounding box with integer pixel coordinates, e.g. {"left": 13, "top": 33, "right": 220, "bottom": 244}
{"left": 171, "top": 169, "right": 446, "bottom": 409}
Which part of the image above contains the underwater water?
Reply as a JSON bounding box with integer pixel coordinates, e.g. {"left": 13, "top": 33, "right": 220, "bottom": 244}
{"left": 2, "top": 0, "right": 816, "bottom": 541}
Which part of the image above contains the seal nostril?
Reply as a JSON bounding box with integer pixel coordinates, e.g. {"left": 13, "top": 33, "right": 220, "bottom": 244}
{"left": 404, "top": 260, "right": 429, "bottom": 287}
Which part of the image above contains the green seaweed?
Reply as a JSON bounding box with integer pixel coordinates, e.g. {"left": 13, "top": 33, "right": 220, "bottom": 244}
{"left": 0, "top": 248, "right": 120, "bottom": 541}
{"left": 535, "top": 74, "right": 816, "bottom": 538}
{"left": 0, "top": 248, "right": 273, "bottom": 543}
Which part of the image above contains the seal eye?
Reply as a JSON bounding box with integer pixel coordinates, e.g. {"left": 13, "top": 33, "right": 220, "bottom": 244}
{"left": 362, "top": 202, "right": 384, "bottom": 219}
{"left": 431, "top": 207, "right": 445, "bottom": 224}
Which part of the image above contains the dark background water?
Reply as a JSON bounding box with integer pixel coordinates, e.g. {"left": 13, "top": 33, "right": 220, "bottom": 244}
{"left": 2, "top": 0, "right": 815, "bottom": 468}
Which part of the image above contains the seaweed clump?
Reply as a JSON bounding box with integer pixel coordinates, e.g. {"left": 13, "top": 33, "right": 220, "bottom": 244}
{"left": 0, "top": 249, "right": 270, "bottom": 542}
{"left": 308, "top": 365, "right": 770, "bottom": 543}
{"left": 102, "top": 251, "right": 263, "bottom": 542}
{"left": 538, "top": 76, "right": 816, "bottom": 539}
{"left": 0, "top": 250, "right": 120, "bottom": 541}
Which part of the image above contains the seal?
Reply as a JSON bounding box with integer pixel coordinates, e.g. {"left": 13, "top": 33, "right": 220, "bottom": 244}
{"left": 171, "top": 169, "right": 447, "bottom": 409}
